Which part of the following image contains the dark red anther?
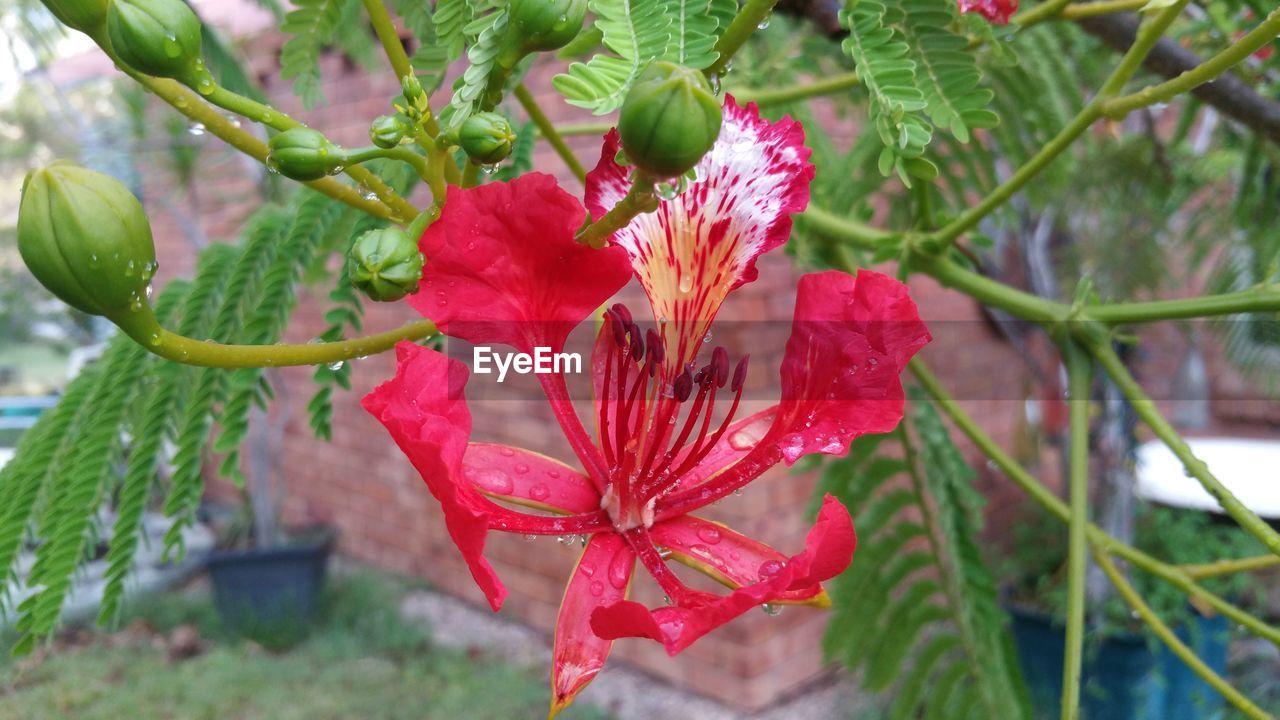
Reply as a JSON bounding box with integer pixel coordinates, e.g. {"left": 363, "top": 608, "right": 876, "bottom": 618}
{"left": 628, "top": 328, "right": 644, "bottom": 362}
{"left": 693, "top": 367, "right": 707, "bottom": 386}
{"left": 673, "top": 368, "right": 693, "bottom": 401}
{"left": 711, "top": 347, "right": 729, "bottom": 388}
{"left": 731, "top": 354, "right": 750, "bottom": 392}
{"left": 612, "top": 303, "right": 632, "bottom": 327}
{"left": 645, "top": 329, "right": 664, "bottom": 365}
{"left": 609, "top": 312, "right": 627, "bottom": 347}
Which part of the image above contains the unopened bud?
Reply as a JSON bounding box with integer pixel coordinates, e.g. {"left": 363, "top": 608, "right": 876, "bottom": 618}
{"left": 348, "top": 228, "right": 424, "bottom": 302}
{"left": 618, "top": 61, "right": 722, "bottom": 179}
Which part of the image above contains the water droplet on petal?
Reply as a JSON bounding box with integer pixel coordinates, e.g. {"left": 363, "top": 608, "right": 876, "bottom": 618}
{"left": 678, "top": 275, "right": 694, "bottom": 294}
{"left": 757, "top": 559, "right": 784, "bottom": 580}
{"left": 471, "top": 467, "right": 514, "bottom": 494}
{"left": 589, "top": 581, "right": 604, "bottom": 597}
{"left": 696, "top": 526, "right": 722, "bottom": 545}
{"left": 762, "top": 603, "right": 782, "bottom": 616}
{"left": 514, "top": 464, "right": 530, "bottom": 475}
{"left": 608, "top": 549, "right": 632, "bottom": 589}
{"left": 499, "top": 447, "right": 515, "bottom": 457}
{"left": 529, "top": 483, "right": 550, "bottom": 501}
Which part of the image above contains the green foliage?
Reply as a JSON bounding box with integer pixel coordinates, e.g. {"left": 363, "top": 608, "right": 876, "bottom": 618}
{"left": 1, "top": 573, "right": 613, "bottom": 720}
{"left": 820, "top": 390, "right": 1028, "bottom": 719}
{"left": 552, "top": 0, "right": 673, "bottom": 114}
{"left": 838, "top": 0, "right": 998, "bottom": 183}
{"left": 440, "top": 8, "right": 509, "bottom": 130}
{"left": 0, "top": 184, "right": 362, "bottom": 651}
{"left": 279, "top": 0, "right": 343, "bottom": 108}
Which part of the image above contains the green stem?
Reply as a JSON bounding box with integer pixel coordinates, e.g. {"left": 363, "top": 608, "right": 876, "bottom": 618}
{"left": 706, "top": 0, "right": 780, "bottom": 78}
{"left": 1013, "top": 0, "right": 1077, "bottom": 28}
{"left": 1086, "top": 339, "right": 1280, "bottom": 558}
{"left": 799, "top": 205, "right": 896, "bottom": 250}
{"left": 1093, "top": 548, "right": 1270, "bottom": 720}
{"left": 1058, "top": 0, "right": 1149, "bottom": 20}
{"left": 550, "top": 121, "right": 613, "bottom": 138}
{"left": 733, "top": 71, "right": 862, "bottom": 106}
{"left": 133, "top": 77, "right": 396, "bottom": 221}
{"left": 1060, "top": 343, "right": 1091, "bottom": 720}
{"left": 1182, "top": 554, "right": 1280, "bottom": 580}
{"left": 575, "top": 175, "right": 658, "bottom": 248}
{"left": 346, "top": 145, "right": 432, "bottom": 179}
{"left": 1103, "top": 8, "right": 1280, "bottom": 118}
{"left": 362, "top": 0, "right": 413, "bottom": 80}
{"left": 199, "top": 85, "right": 418, "bottom": 221}
{"left": 928, "top": 0, "right": 1190, "bottom": 249}
{"left": 1089, "top": 286, "right": 1280, "bottom": 322}
{"left": 124, "top": 320, "right": 436, "bottom": 369}
{"left": 914, "top": 254, "right": 1068, "bottom": 324}
{"left": 910, "top": 358, "right": 1280, "bottom": 646}
{"left": 515, "top": 83, "right": 586, "bottom": 184}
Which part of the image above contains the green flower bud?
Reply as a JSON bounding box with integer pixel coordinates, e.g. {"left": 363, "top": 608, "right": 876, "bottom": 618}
{"left": 107, "top": 0, "right": 208, "bottom": 86}
{"left": 618, "top": 61, "right": 723, "bottom": 179}
{"left": 17, "top": 163, "right": 159, "bottom": 322}
{"left": 266, "top": 128, "right": 344, "bottom": 182}
{"left": 40, "top": 0, "right": 110, "bottom": 33}
{"left": 457, "top": 112, "right": 517, "bottom": 165}
{"left": 508, "top": 0, "right": 588, "bottom": 53}
{"left": 348, "top": 228, "right": 424, "bottom": 302}
{"left": 370, "top": 115, "right": 412, "bottom": 149}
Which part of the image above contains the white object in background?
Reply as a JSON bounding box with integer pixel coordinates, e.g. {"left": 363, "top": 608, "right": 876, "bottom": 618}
{"left": 1135, "top": 438, "right": 1280, "bottom": 519}
{"left": 0, "top": 448, "right": 12, "bottom": 471}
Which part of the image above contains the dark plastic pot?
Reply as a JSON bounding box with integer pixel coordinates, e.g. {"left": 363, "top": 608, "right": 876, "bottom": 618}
{"left": 1009, "top": 605, "right": 1229, "bottom": 720}
{"left": 206, "top": 527, "right": 335, "bottom": 642}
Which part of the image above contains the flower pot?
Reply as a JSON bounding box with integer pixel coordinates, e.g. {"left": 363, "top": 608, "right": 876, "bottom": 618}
{"left": 1009, "top": 605, "right": 1229, "bottom": 720}
{"left": 205, "top": 527, "right": 335, "bottom": 643}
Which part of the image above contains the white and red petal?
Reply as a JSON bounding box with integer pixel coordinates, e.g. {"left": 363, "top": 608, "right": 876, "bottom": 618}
{"left": 550, "top": 532, "right": 635, "bottom": 718}
{"left": 465, "top": 443, "right": 600, "bottom": 514}
{"left": 649, "top": 514, "right": 828, "bottom": 606}
{"left": 363, "top": 342, "right": 612, "bottom": 612}
{"left": 591, "top": 495, "right": 854, "bottom": 655}
{"left": 584, "top": 96, "right": 814, "bottom": 378}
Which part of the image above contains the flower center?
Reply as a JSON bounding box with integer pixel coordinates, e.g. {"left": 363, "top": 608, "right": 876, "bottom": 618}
{"left": 596, "top": 304, "right": 748, "bottom": 530}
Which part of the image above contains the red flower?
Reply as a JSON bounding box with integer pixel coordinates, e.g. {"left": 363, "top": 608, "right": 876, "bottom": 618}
{"left": 363, "top": 97, "right": 931, "bottom": 717}
{"left": 959, "top": 0, "right": 1018, "bottom": 25}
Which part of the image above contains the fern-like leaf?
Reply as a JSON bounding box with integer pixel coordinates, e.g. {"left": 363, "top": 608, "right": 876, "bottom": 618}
{"left": 821, "top": 390, "right": 1028, "bottom": 718}
{"left": 279, "top": 0, "right": 344, "bottom": 107}
{"left": 894, "top": 0, "right": 997, "bottom": 143}
{"left": 661, "top": 0, "right": 720, "bottom": 69}
{"left": 553, "top": 0, "right": 671, "bottom": 114}
{"left": 838, "top": 0, "right": 932, "bottom": 181}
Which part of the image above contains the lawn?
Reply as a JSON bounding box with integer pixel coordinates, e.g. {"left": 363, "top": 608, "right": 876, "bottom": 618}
{"left": 0, "top": 571, "right": 611, "bottom": 720}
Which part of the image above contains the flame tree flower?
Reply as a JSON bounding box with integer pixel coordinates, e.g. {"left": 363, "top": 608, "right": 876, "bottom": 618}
{"left": 362, "top": 97, "right": 931, "bottom": 717}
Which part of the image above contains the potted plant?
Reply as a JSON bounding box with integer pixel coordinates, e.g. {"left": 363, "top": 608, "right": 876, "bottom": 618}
{"left": 204, "top": 405, "right": 336, "bottom": 644}
{"left": 999, "top": 501, "right": 1266, "bottom": 720}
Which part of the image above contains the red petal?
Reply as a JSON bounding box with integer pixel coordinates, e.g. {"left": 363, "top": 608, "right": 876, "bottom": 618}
{"left": 550, "top": 532, "right": 634, "bottom": 717}
{"left": 465, "top": 442, "right": 600, "bottom": 514}
{"left": 584, "top": 97, "right": 813, "bottom": 377}
{"left": 658, "top": 270, "right": 929, "bottom": 517}
{"left": 772, "top": 270, "right": 930, "bottom": 462}
{"left": 591, "top": 495, "right": 854, "bottom": 655}
{"left": 364, "top": 343, "right": 612, "bottom": 611}
{"left": 648, "top": 514, "right": 827, "bottom": 605}
{"left": 408, "top": 173, "right": 633, "bottom": 355}
{"left": 957, "top": 0, "right": 1017, "bottom": 24}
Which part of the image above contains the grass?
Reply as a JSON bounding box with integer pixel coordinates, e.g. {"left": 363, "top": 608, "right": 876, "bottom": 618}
{"left": 0, "top": 571, "right": 611, "bottom": 720}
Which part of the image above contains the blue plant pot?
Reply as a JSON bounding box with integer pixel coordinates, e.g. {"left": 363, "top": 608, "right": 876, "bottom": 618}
{"left": 1009, "top": 605, "right": 1228, "bottom": 720}
{"left": 206, "top": 529, "right": 334, "bottom": 643}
